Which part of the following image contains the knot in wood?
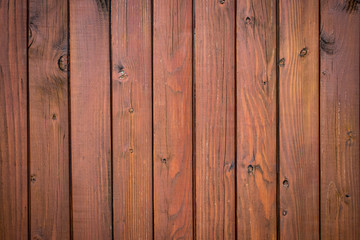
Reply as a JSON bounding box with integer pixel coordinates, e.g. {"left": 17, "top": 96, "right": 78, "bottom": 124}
{"left": 300, "top": 48, "right": 308, "bottom": 57}
{"left": 278, "top": 58, "right": 285, "bottom": 66}
{"left": 283, "top": 179, "right": 289, "bottom": 188}
{"left": 58, "top": 54, "right": 69, "bottom": 72}
{"left": 245, "top": 17, "right": 252, "bottom": 24}
{"left": 119, "top": 69, "right": 128, "bottom": 80}
{"left": 346, "top": 131, "right": 354, "bottom": 146}
{"left": 247, "top": 165, "right": 253, "bottom": 174}
{"left": 30, "top": 175, "right": 36, "bottom": 183}
{"left": 29, "top": 27, "right": 32, "bottom": 39}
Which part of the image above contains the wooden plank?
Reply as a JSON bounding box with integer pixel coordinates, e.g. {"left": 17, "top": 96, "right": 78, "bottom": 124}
{"left": 236, "top": 0, "right": 277, "bottom": 239}
{"left": 70, "top": 0, "right": 112, "bottom": 238}
{"left": 111, "top": 0, "right": 153, "bottom": 239}
{"left": 0, "top": 0, "right": 28, "bottom": 238}
{"left": 279, "top": 0, "right": 319, "bottom": 239}
{"left": 28, "top": 0, "right": 70, "bottom": 238}
{"left": 320, "top": 0, "right": 360, "bottom": 239}
{"left": 153, "top": 0, "right": 193, "bottom": 238}
{"left": 194, "top": 0, "right": 236, "bottom": 238}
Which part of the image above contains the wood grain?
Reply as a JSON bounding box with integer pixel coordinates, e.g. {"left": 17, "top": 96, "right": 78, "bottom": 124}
{"left": 111, "top": 0, "right": 153, "bottom": 239}
{"left": 236, "top": 0, "right": 277, "bottom": 239}
{"left": 70, "top": 0, "right": 112, "bottom": 238}
{"left": 279, "top": 0, "right": 320, "bottom": 239}
{"left": 194, "top": 0, "right": 236, "bottom": 238}
{"left": 0, "top": 0, "right": 28, "bottom": 238}
{"left": 28, "top": 0, "right": 70, "bottom": 238}
{"left": 320, "top": 0, "right": 360, "bottom": 239}
{"left": 153, "top": 0, "right": 193, "bottom": 239}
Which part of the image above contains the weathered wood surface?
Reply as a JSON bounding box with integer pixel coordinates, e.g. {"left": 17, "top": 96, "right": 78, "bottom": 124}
{"left": 0, "top": 0, "right": 359, "bottom": 238}
{"left": 28, "top": 0, "right": 70, "bottom": 238}
{"left": 70, "top": 0, "right": 112, "bottom": 238}
{"left": 236, "top": 0, "right": 277, "bottom": 239}
{"left": 279, "top": 0, "right": 320, "bottom": 239}
{"left": 153, "top": 0, "right": 193, "bottom": 239}
{"left": 320, "top": 0, "right": 360, "bottom": 239}
{"left": 194, "top": 0, "right": 236, "bottom": 239}
{"left": 0, "top": 0, "right": 28, "bottom": 239}
{"left": 112, "top": 0, "right": 153, "bottom": 238}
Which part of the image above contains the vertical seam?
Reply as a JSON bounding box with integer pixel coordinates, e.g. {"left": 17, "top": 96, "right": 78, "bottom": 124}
{"left": 108, "top": 0, "right": 114, "bottom": 239}
{"left": 276, "top": 0, "right": 280, "bottom": 239}
{"left": 26, "top": 0, "right": 31, "bottom": 238}
{"left": 67, "top": 0, "right": 73, "bottom": 238}
{"left": 234, "top": 0, "right": 238, "bottom": 238}
{"left": 191, "top": 0, "right": 196, "bottom": 238}
{"left": 318, "top": 0, "right": 321, "bottom": 238}
{"left": 151, "top": 0, "right": 155, "bottom": 238}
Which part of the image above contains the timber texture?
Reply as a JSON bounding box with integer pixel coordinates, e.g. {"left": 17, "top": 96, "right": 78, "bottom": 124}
{"left": 0, "top": 0, "right": 359, "bottom": 239}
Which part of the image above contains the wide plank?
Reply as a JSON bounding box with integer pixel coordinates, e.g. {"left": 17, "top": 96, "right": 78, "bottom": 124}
{"left": 236, "top": 0, "right": 277, "bottom": 239}
{"left": 320, "top": 0, "right": 360, "bottom": 239}
{"left": 279, "top": 0, "right": 320, "bottom": 239}
{"left": 194, "top": 0, "right": 236, "bottom": 238}
{"left": 0, "top": 0, "right": 28, "bottom": 238}
{"left": 111, "top": 0, "right": 153, "bottom": 239}
{"left": 153, "top": 0, "right": 193, "bottom": 238}
{"left": 28, "top": 0, "right": 70, "bottom": 238}
{"left": 70, "top": 0, "right": 112, "bottom": 238}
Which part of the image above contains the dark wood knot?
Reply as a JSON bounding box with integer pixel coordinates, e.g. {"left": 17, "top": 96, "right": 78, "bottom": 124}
{"left": 300, "top": 48, "right": 308, "bottom": 57}
{"left": 58, "top": 54, "right": 69, "bottom": 72}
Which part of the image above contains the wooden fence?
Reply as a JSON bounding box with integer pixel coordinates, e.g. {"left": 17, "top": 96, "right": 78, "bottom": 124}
{"left": 0, "top": 0, "right": 359, "bottom": 239}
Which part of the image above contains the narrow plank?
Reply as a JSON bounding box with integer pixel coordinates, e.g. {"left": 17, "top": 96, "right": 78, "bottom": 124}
{"left": 111, "top": 0, "right": 153, "bottom": 239}
{"left": 320, "top": 0, "right": 360, "bottom": 239}
{"left": 0, "top": 0, "right": 28, "bottom": 238}
{"left": 194, "top": 0, "right": 236, "bottom": 238}
{"left": 279, "top": 0, "right": 319, "bottom": 239}
{"left": 70, "top": 0, "right": 112, "bottom": 238}
{"left": 153, "top": 0, "right": 193, "bottom": 238}
{"left": 236, "top": 0, "right": 277, "bottom": 239}
{"left": 28, "top": 0, "right": 70, "bottom": 238}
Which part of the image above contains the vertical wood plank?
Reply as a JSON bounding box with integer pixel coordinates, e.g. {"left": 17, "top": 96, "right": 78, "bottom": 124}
{"left": 28, "top": 0, "right": 70, "bottom": 238}
{"left": 0, "top": 0, "right": 28, "bottom": 238}
{"left": 320, "top": 0, "right": 360, "bottom": 239}
{"left": 111, "top": 0, "right": 153, "bottom": 238}
{"left": 153, "top": 0, "right": 193, "bottom": 239}
{"left": 236, "top": 0, "right": 277, "bottom": 239}
{"left": 194, "top": 0, "right": 236, "bottom": 238}
{"left": 279, "top": 0, "right": 319, "bottom": 239}
{"left": 70, "top": 0, "right": 112, "bottom": 238}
